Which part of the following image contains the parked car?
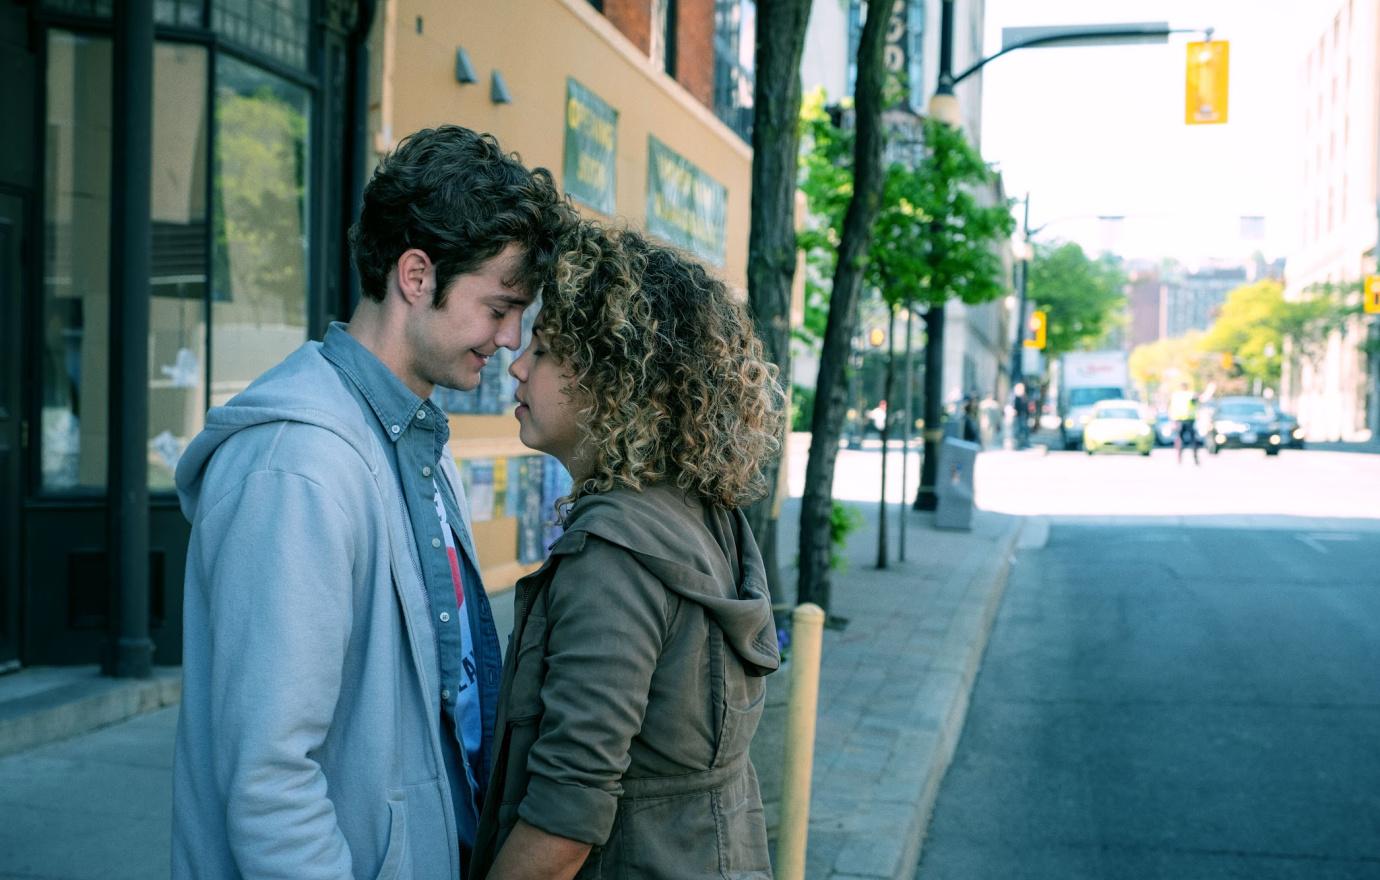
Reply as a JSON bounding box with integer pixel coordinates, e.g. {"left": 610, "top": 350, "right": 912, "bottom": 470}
{"left": 1275, "top": 411, "right": 1306, "bottom": 449}
{"left": 1205, "top": 396, "right": 1286, "bottom": 456}
{"left": 1083, "top": 399, "right": 1154, "bottom": 456}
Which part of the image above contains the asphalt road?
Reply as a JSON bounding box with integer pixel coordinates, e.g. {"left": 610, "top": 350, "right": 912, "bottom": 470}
{"left": 917, "top": 446, "right": 1380, "bottom": 880}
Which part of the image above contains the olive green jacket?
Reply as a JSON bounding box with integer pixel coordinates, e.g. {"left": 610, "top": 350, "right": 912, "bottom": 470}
{"left": 470, "top": 483, "right": 780, "bottom": 879}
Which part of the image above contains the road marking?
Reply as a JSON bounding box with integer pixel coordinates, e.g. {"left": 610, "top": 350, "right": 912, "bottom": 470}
{"left": 1296, "top": 532, "right": 1362, "bottom": 554}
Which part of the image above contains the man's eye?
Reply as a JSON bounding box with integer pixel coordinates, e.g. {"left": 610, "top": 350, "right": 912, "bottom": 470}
{"left": 490, "top": 308, "right": 508, "bottom": 320}
{"left": 531, "top": 348, "right": 545, "bottom": 358}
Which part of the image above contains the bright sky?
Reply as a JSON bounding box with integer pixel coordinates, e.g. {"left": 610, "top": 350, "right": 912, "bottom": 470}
{"left": 979, "top": 0, "right": 1315, "bottom": 265}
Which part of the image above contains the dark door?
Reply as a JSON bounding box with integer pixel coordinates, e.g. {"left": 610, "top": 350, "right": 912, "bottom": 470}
{"left": 0, "top": 193, "right": 23, "bottom": 671}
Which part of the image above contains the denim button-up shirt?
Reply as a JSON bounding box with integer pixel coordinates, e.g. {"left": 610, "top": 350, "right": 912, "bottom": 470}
{"left": 321, "top": 323, "right": 502, "bottom": 850}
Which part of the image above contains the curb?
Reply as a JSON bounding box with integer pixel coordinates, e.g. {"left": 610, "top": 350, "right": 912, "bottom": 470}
{"left": 0, "top": 667, "right": 182, "bottom": 758}
{"left": 885, "top": 516, "right": 1023, "bottom": 880}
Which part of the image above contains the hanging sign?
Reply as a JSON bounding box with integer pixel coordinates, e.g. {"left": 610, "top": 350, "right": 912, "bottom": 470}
{"left": 562, "top": 78, "right": 618, "bottom": 214}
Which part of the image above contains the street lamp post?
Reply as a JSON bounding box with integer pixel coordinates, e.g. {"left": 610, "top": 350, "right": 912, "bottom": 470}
{"left": 1008, "top": 195, "right": 1033, "bottom": 447}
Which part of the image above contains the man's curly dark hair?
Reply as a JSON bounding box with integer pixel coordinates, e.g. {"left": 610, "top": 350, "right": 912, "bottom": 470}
{"left": 350, "top": 125, "right": 575, "bottom": 305}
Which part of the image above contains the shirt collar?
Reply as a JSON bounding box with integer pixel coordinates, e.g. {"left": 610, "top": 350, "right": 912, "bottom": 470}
{"left": 321, "top": 322, "right": 450, "bottom": 451}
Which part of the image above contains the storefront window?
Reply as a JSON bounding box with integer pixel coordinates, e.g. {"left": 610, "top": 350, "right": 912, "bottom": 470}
{"left": 41, "top": 31, "right": 111, "bottom": 491}
{"left": 212, "top": 0, "right": 310, "bottom": 71}
{"left": 156, "top": 0, "right": 205, "bottom": 27}
{"left": 148, "top": 43, "right": 210, "bottom": 490}
{"left": 210, "top": 54, "right": 310, "bottom": 407}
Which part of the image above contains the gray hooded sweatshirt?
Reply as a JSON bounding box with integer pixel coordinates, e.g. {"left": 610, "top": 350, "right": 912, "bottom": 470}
{"left": 171, "top": 342, "right": 475, "bottom": 880}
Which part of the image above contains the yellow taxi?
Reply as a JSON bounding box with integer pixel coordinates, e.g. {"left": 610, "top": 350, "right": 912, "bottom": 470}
{"left": 1083, "top": 399, "right": 1154, "bottom": 456}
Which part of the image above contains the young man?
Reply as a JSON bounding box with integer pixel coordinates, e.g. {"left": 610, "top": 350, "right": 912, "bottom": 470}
{"left": 171, "top": 126, "right": 573, "bottom": 879}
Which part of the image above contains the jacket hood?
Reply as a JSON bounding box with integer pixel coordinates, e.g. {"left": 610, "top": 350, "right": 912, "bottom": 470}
{"left": 174, "top": 342, "right": 377, "bottom": 521}
{"left": 556, "top": 483, "right": 780, "bottom": 676}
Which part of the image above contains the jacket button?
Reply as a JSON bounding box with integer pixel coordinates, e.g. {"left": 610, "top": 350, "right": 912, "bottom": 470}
{"left": 439, "top": 611, "right": 450, "bottom": 623}
{"left": 432, "top": 538, "right": 442, "bottom": 548}
{"left": 441, "top": 688, "right": 451, "bottom": 701}
{"left": 416, "top": 409, "right": 427, "bottom": 420}
{"left": 422, "top": 465, "right": 432, "bottom": 477}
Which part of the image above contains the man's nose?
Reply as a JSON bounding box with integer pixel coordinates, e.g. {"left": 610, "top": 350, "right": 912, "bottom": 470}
{"left": 497, "top": 312, "right": 524, "bottom": 350}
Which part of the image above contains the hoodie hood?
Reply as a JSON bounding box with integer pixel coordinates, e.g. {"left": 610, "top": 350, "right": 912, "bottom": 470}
{"left": 555, "top": 483, "right": 780, "bottom": 676}
{"left": 175, "top": 342, "right": 378, "bottom": 521}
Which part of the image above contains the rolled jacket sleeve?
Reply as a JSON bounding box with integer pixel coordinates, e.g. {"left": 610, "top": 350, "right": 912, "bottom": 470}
{"left": 518, "top": 536, "right": 671, "bottom": 844}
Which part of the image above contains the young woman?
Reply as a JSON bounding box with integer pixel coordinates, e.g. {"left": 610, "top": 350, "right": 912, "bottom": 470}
{"left": 470, "top": 224, "right": 785, "bottom": 880}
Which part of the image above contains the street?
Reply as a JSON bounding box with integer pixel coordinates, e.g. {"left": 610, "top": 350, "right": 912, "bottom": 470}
{"left": 917, "top": 445, "right": 1380, "bottom": 879}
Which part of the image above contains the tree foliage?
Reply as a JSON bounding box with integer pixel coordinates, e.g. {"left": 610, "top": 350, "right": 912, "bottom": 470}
{"left": 1129, "top": 331, "right": 1212, "bottom": 398}
{"left": 1025, "top": 242, "right": 1126, "bottom": 358}
{"left": 797, "top": 91, "right": 1013, "bottom": 318}
{"left": 1198, "top": 280, "right": 1285, "bottom": 387}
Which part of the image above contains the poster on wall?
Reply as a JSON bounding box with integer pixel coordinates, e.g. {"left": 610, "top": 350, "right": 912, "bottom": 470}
{"left": 563, "top": 78, "right": 618, "bottom": 215}
{"left": 516, "top": 457, "right": 546, "bottom": 564}
{"left": 492, "top": 457, "right": 509, "bottom": 520}
{"left": 541, "top": 457, "right": 572, "bottom": 550}
{"left": 462, "top": 459, "right": 495, "bottom": 522}
{"left": 646, "top": 136, "right": 727, "bottom": 267}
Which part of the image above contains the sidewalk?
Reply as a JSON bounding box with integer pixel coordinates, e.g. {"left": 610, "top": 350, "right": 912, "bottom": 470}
{"left": 0, "top": 495, "right": 1022, "bottom": 880}
{"left": 760, "top": 496, "right": 1023, "bottom": 880}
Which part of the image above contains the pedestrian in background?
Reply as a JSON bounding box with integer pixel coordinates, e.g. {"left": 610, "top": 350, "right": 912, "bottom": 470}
{"left": 1170, "top": 381, "right": 1203, "bottom": 465}
{"left": 171, "top": 126, "right": 573, "bottom": 879}
{"left": 471, "top": 224, "right": 784, "bottom": 879}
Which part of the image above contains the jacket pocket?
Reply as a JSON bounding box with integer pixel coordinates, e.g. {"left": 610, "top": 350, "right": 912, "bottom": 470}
{"left": 375, "top": 792, "right": 408, "bottom": 880}
{"left": 711, "top": 661, "right": 766, "bottom": 769}
{"left": 507, "top": 609, "right": 548, "bottom": 722}
{"left": 711, "top": 766, "right": 772, "bottom": 880}
{"left": 624, "top": 791, "right": 720, "bottom": 876}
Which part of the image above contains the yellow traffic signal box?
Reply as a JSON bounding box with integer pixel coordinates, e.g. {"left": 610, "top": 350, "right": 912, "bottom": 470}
{"left": 1024, "top": 310, "right": 1047, "bottom": 350}
{"left": 1186, "top": 41, "right": 1229, "bottom": 125}
{"left": 1365, "top": 275, "right": 1380, "bottom": 315}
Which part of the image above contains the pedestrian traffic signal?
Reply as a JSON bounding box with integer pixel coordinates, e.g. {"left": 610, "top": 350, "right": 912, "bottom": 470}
{"left": 1024, "top": 310, "right": 1047, "bottom": 350}
{"left": 1186, "top": 40, "right": 1229, "bottom": 125}
{"left": 1365, "top": 274, "right": 1380, "bottom": 314}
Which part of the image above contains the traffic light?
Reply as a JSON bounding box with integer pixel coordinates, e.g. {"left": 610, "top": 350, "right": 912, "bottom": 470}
{"left": 1365, "top": 275, "right": 1380, "bottom": 314}
{"left": 1220, "top": 352, "right": 1234, "bottom": 371}
{"left": 1023, "top": 310, "right": 1047, "bottom": 350}
{"left": 1186, "top": 40, "right": 1229, "bottom": 125}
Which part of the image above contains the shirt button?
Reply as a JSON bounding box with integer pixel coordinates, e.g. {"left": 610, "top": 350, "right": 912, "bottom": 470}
{"left": 439, "top": 611, "right": 451, "bottom": 623}
{"left": 389, "top": 424, "right": 400, "bottom": 435}
{"left": 432, "top": 537, "right": 442, "bottom": 548}
{"left": 416, "top": 409, "right": 427, "bottom": 420}
{"left": 441, "top": 688, "right": 451, "bottom": 701}
{"left": 422, "top": 465, "right": 432, "bottom": 477}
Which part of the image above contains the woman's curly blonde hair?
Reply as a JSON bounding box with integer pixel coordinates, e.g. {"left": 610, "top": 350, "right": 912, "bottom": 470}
{"left": 538, "top": 222, "right": 785, "bottom": 515}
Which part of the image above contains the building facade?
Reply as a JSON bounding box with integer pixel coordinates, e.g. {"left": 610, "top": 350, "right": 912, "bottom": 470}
{"left": 1283, "top": 0, "right": 1379, "bottom": 441}
{"left": 1, "top": 0, "right": 374, "bottom": 671}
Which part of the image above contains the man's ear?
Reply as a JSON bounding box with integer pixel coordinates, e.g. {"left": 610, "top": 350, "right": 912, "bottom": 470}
{"left": 394, "top": 248, "right": 433, "bottom": 306}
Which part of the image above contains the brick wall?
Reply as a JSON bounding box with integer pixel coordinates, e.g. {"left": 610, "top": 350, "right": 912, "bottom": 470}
{"left": 603, "top": 0, "right": 652, "bottom": 55}
{"left": 674, "top": 0, "right": 715, "bottom": 108}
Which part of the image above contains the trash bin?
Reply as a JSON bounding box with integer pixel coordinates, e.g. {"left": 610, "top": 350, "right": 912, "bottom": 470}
{"left": 934, "top": 436, "right": 980, "bottom": 531}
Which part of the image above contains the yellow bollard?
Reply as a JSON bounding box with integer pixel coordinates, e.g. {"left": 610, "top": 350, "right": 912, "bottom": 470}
{"left": 775, "top": 602, "right": 826, "bottom": 880}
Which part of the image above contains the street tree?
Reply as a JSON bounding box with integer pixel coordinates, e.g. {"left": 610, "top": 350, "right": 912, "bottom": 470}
{"left": 1279, "top": 280, "right": 1361, "bottom": 369}
{"left": 1129, "top": 331, "right": 1211, "bottom": 399}
{"left": 744, "top": 0, "right": 814, "bottom": 603}
{"left": 1026, "top": 242, "right": 1127, "bottom": 358}
{"left": 796, "top": 0, "right": 889, "bottom": 612}
{"left": 1199, "top": 280, "right": 1286, "bottom": 389}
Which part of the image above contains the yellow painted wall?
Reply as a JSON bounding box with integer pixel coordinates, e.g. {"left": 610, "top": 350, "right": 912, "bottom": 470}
{"left": 369, "top": 0, "right": 754, "bottom": 591}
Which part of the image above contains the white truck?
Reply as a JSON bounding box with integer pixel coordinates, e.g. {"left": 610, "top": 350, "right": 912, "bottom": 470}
{"left": 1058, "top": 351, "right": 1132, "bottom": 450}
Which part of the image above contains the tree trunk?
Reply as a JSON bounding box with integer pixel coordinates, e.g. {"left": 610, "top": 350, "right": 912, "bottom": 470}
{"left": 914, "top": 304, "right": 946, "bottom": 510}
{"left": 797, "top": 0, "right": 890, "bottom": 611}
{"left": 744, "top": 0, "right": 813, "bottom": 605}
{"left": 876, "top": 302, "right": 896, "bottom": 569}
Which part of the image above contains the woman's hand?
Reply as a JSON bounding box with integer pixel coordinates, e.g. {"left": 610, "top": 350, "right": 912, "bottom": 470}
{"left": 486, "top": 819, "right": 592, "bottom": 880}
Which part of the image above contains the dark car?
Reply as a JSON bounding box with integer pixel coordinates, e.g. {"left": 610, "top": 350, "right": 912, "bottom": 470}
{"left": 1205, "top": 396, "right": 1287, "bottom": 456}
{"left": 1275, "top": 411, "right": 1306, "bottom": 449}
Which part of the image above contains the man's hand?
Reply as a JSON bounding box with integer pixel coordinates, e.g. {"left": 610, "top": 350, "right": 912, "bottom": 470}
{"left": 486, "top": 819, "right": 592, "bottom": 880}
